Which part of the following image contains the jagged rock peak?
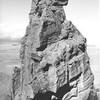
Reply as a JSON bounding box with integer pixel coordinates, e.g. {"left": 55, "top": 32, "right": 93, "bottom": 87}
{"left": 11, "top": 0, "right": 97, "bottom": 100}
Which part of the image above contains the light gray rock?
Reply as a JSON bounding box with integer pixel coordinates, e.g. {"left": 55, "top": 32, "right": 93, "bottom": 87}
{"left": 12, "top": 0, "right": 96, "bottom": 100}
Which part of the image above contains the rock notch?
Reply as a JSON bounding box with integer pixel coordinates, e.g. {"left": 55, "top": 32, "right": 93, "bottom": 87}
{"left": 12, "top": 0, "right": 97, "bottom": 100}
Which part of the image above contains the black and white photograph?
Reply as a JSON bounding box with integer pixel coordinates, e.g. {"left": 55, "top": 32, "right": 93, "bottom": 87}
{"left": 0, "top": 0, "right": 100, "bottom": 100}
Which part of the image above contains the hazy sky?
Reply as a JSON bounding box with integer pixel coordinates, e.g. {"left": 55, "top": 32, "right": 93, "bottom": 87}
{"left": 0, "top": 0, "right": 100, "bottom": 46}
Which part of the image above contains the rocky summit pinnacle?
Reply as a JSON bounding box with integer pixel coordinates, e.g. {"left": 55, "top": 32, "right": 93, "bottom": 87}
{"left": 12, "top": 0, "right": 98, "bottom": 100}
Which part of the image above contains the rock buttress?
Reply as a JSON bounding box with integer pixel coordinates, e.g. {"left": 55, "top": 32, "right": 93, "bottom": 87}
{"left": 13, "top": 0, "right": 96, "bottom": 100}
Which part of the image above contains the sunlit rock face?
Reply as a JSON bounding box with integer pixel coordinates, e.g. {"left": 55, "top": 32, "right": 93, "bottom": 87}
{"left": 12, "top": 0, "right": 98, "bottom": 100}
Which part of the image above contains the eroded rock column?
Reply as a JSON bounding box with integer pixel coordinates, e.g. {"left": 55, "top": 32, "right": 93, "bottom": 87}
{"left": 12, "top": 0, "right": 96, "bottom": 100}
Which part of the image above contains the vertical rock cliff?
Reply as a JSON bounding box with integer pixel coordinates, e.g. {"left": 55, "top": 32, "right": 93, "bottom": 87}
{"left": 12, "top": 0, "right": 97, "bottom": 100}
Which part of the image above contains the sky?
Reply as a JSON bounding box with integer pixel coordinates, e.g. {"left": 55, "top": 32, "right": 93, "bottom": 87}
{"left": 0, "top": 0, "right": 100, "bottom": 47}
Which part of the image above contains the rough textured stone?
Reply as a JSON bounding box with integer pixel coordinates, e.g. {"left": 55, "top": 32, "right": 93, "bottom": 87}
{"left": 12, "top": 0, "right": 97, "bottom": 100}
{"left": 12, "top": 67, "right": 21, "bottom": 99}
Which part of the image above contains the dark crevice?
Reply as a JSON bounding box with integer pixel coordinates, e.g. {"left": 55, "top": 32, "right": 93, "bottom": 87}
{"left": 87, "top": 60, "right": 90, "bottom": 64}
{"left": 61, "top": 32, "right": 74, "bottom": 40}
{"left": 42, "top": 63, "right": 51, "bottom": 72}
{"left": 69, "top": 72, "right": 82, "bottom": 83}
{"left": 53, "top": 0, "right": 68, "bottom": 6}
{"left": 56, "top": 84, "right": 72, "bottom": 99}
{"left": 69, "top": 51, "right": 78, "bottom": 60}
{"left": 69, "top": 47, "right": 79, "bottom": 60}
{"left": 35, "top": 6, "right": 39, "bottom": 13}
{"left": 38, "top": 10, "right": 42, "bottom": 17}
{"left": 36, "top": 0, "right": 41, "bottom": 6}
{"left": 53, "top": 2, "right": 59, "bottom": 6}
{"left": 31, "top": 53, "right": 42, "bottom": 62}
{"left": 38, "top": 0, "right": 41, "bottom": 2}
{"left": 33, "top": 91, "right": 55, "bottom": 100}
{"left": 32, "top": 83, "right": 73, "bottom": 100}
{"left": 34, "top": 5, "right": 43, "bottom": 17}
{"left": 31, "top": 63, "right": 33, "bottom": 75}
{"left": 36, "top": 42, "right": 48, "bottom": 51}
{"left": 55, "top": 60, "right": 60, "bottom": 67}
{"left": 43, "top": 21, "right": 49, "bottom": 29}
{"left": 42, "top": 21, "right": 53, "bottom": 31}
{"left": 52, "top": 10, "right": 56, "bottom": 14}
{"left": 78, "top": 44, "right": 86, "bottom": 52}
{"left": 61, "top": 35, "right": 68, "bottom": 40}
{"left": 69, "top": 47, "right": 74, "bottom": 54}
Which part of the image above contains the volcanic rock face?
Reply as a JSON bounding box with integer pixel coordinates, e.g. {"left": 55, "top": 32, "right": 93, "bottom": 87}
{"left": 12, "top": 0, "right": 96, "bottom": 100}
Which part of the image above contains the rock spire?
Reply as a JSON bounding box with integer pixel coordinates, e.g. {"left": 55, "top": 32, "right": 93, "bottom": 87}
{"left": 12, "top": 0, "right": 96, "bottom": 100}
